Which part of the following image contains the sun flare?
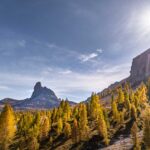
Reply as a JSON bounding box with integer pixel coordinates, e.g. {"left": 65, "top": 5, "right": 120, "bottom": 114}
{"left": 138, "top": 9, "right": 150, "bottom": 32}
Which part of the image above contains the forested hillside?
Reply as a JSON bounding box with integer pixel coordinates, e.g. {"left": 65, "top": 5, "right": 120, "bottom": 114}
{"left": 0, "top": 80, "right": 150, "bottom": 150}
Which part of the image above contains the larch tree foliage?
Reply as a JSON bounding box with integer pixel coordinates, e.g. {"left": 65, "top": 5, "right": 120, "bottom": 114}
{"left": 72, "top": 106, "right": 79, "bottom": 119}
{"left": 146, "top": 77, "right": 150, "bottom": 101}
{"left": 17, "top": 112, "right": 34, "bottom": 138}
{"left": 56, "top": 107, "right": 63, "bottom": 122}
{"left": 111, "top": 94, "right": 115, "bottom": 103}
{"left": 124, "top": 82, "right": 131, "bottom": 93}
{"left": 27, "top": 136, "right": 39, "bottom": 150}
{"left": 124, "top": 92, "right": 131, "bottom": 111}
{"left": 103, "top": 109, "right": 110, "bottom": 129}
{"left": 40, "top": 116, "right": 50, "bottom": 141}
{"left": 64, "top": 100, "right": 71, "bottom": 121}
{"left": 86, "top": 102, "right": 91, "bottom": 117}
{"left": 131, "top": 122, "right": 141, "bottom": 150}
{"left": 138, "top": 83, "right": 147, "bottom": 105}
{"left": 90, "top": 93, "right": 101, "bottom": 120}
{"left": 16, "top": 112, "right": 36, "bottom": 150}
{"left": 130, "top": 90, "right": 135, "bottom": 104}
{"left": 78, "top": 103, "right": 89, "bottom": 141}
{"left": 46, "top": 110, "right": 52, "bottom": 126}
{"left": 143, "top": 109, "right": 150, "bottom": 149}
{"left": 131, "top": 104, "right": 137, "bottom": 120}
{"left": 55, "top": 100, "right": 71, "bottom": 123}
{"left": 63, "top": 122, "right": 71, "bottom": 139}
{"left": 52, "top": 108, "right": 57, "bottom": 123}
{"left": 26, "top": 125, "right": 40, "bottom": 150}
{"left": 97, "top": 108, "right": 109, "bottom": 146}
{"left": 34, "top": 112, "right": 41, "bottom": 127}
{"left": 117, "top": 88, "right": 125, "bottom": 104}
{"left": 134, "top": 95, "right": 139, "bottom": 108}
{"left": 0, "top": 104, "right": 16, "bottom": 150}
{"left": 111, "top": 99, "right": 119, "bottom": 122}
{"left": 119, "top": 110, "right": 124, "bottom": 124}
{"left": 57, "top": 118, "right": 63, "bottom": 136}
{"left": 61, "top": 100, "right": 71, "bottom": 122}
{"left": 72, "top": 118, "right": 79, "bottom": 144}
{"left": 141, "top": 83, "right": 147, "bottom": 102}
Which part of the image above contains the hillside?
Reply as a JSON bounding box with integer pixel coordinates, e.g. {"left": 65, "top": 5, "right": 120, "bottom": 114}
{"left": 0, "top": 81, "right": 149, "bottom": 150}
{"left": 87, "top": 49, "right": 150, "bottom": 106}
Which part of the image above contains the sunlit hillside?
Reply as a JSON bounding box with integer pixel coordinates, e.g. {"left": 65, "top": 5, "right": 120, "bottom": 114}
{"left": 0, "top": 79, "right": 150, "bottom": 150}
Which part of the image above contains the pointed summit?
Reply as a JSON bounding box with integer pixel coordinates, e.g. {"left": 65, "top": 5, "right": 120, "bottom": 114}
{"left": 31, "top": 82, "right": 42, "bottom": 99}
{"left": 31, "top": 82, "right": 59, "bottom": 101}
{"left": 34, "top": 82, "right": 42, "bottom": 90}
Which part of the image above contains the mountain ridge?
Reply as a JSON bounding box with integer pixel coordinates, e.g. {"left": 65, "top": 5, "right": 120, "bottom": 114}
{"left": 0, "top": 82, "right": 75, "bottom": 109}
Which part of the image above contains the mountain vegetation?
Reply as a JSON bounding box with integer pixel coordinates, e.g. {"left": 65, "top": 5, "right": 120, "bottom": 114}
{"left": 0, "top": 80, "right": 150, "bottom": 150}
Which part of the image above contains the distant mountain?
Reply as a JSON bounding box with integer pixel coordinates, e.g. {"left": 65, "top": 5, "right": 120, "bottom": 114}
{"left": 0, "top": 98, "right": 24, "bottom": 106}
{"left": 0, "top": 82, "right": 76, "bottom": 109}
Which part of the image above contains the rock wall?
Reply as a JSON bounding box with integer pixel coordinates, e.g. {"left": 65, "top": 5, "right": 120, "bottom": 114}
{"left": 130, "top": 48, "right": 150, "bottom": 83}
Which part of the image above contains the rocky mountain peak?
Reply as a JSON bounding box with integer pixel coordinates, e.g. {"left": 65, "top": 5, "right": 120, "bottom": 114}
{"left": 31, "top": 82, "right": 58, "bottom": 101}
{"left": 31, "top": 82, "right": 42, "bottom": 99}
{"left": 34, "top": 82, "right": 42, "bottom": 90}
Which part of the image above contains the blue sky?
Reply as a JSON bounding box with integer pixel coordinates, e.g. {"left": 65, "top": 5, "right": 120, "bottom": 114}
{"left": 0, "top": 0, "right": 150, "bottom": 102}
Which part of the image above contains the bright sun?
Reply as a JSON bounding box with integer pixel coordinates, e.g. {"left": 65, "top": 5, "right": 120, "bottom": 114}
{"left": 138, "top": 9, "right": 150, "bottom": 32}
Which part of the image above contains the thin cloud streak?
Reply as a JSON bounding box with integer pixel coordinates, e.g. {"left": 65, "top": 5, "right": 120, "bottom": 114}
{"left": 79, "top": 48, "right": 103, "bottom": 62}
{"left": 79, "top": 53, "right": 98, "bottom": 62}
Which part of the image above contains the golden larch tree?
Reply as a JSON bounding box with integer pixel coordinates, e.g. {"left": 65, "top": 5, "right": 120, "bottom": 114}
{"left": 0, "top": 104, "right": 16, "bottom": 150}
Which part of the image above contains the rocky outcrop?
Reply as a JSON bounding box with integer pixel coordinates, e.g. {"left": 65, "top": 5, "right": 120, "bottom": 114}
{"left": 14, "top": 82, "right": 61, "bottom": 109}
{"left": 31, "top": 82, "right": 59, "bottom": 102}
{"left": 130, "top": 48, "right": 150, "bottom": 84}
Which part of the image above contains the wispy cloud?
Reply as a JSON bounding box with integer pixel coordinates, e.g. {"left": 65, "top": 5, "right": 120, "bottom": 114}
{"left": 79, "top": 53, "right": 98, "bottom": 62}
{"left": 59, "top": 69, "right": 72, "bottom": 75}
{"left": 96, "top": 48, "right": 103, "bottom": 53}
{"left": 79, "top": 48, "right": 103, "bottom": 62}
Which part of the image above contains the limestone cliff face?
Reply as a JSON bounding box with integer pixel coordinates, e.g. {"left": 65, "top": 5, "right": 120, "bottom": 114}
{"left": 130, "top": 48, "right": 150, "bottom": 83}
{"left": 96, "top": 48, "right": 150, "bottom": 99}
